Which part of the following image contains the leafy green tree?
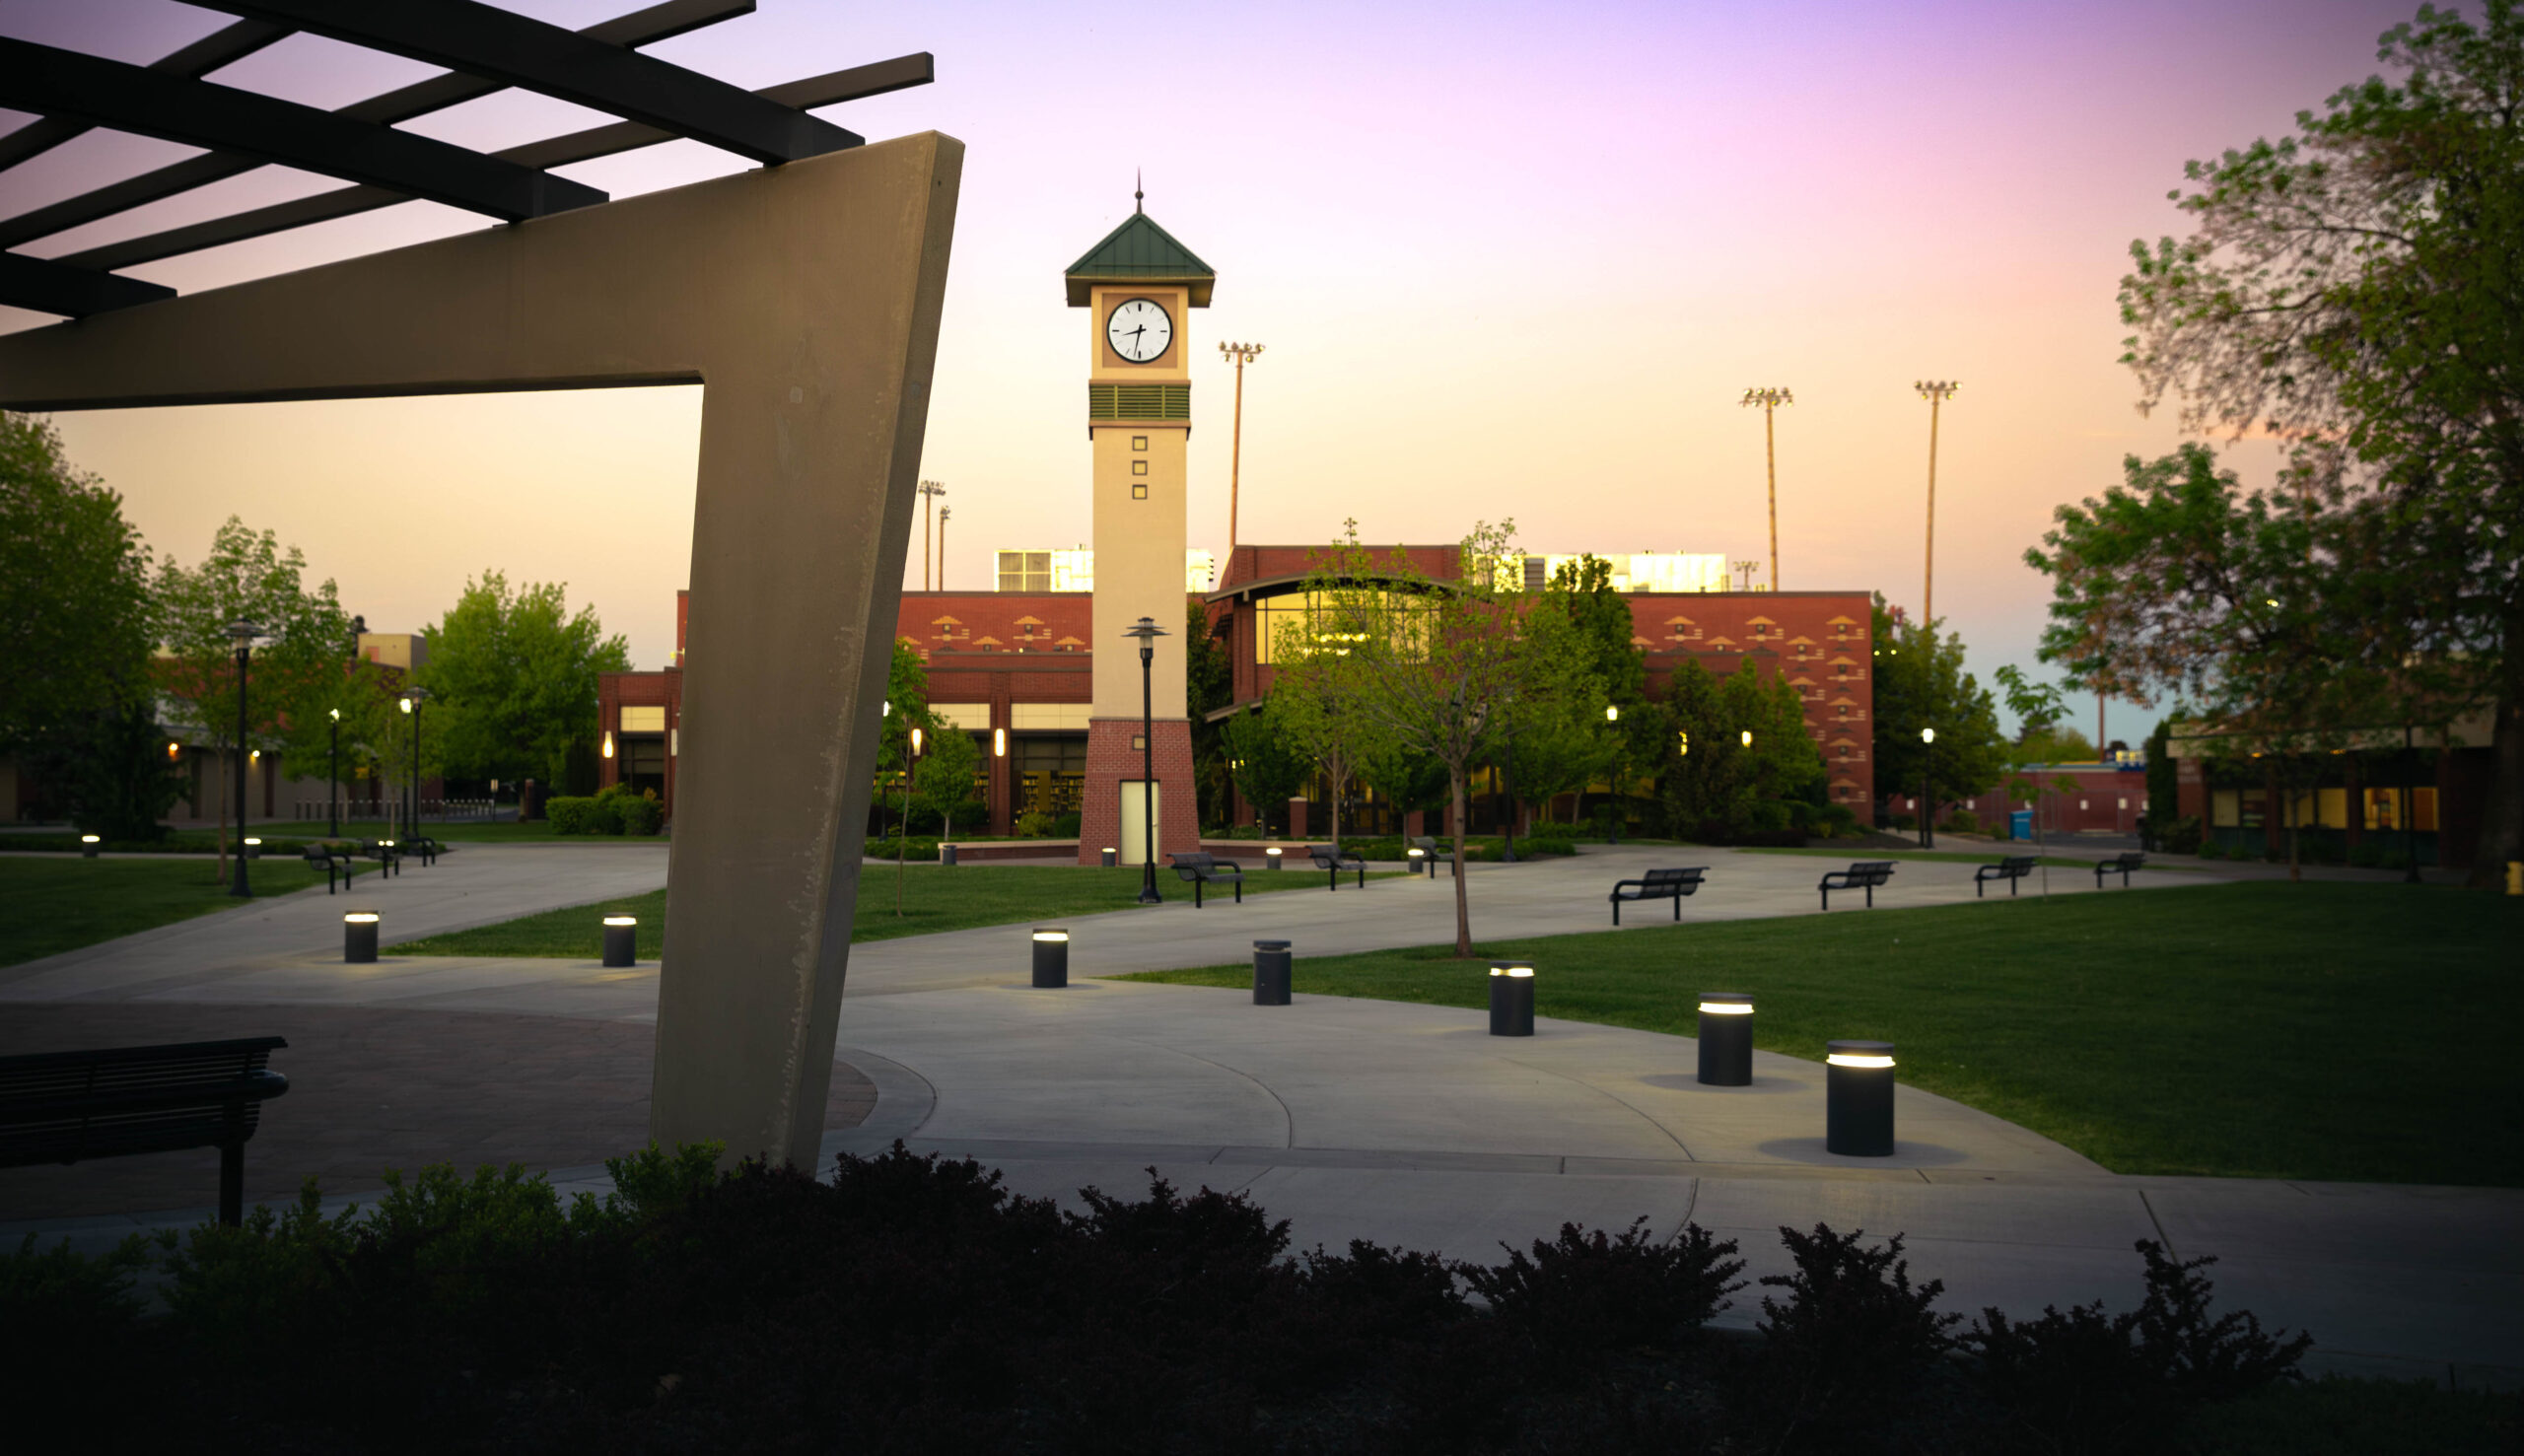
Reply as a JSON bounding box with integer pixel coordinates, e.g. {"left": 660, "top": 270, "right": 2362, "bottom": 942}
{"left": 1267, "top": 631, "right": 1386, "bottom": 849}
{"left": 416, "top": 571, "right": 630, "bottom": 788}
{"left": 2116, "top": 0, "right": 2524, "bottom": 884}
{"left": 1869, "top": 595, "right": 2007, "bottom": 820}
{"left": 1222, "top": 701, "right": 1308, "bottom": 834}
{"left": 913, "top": 723, "right": 982, "bottom": 839}
{"left": 1992, "top": 666, "right": 2083, "bottom": 880}
{"left": 156, "top": 518, "right": 356, "bottom": 873}
{"left": 1655, "top": 658, "right": 1825, "bottom": 840}
{"left": 1185, "top": 602, "right": 1236, "bottom": 829}
{"left": 1511, "top": 558, "right": 1635, "bottom": 826}
{"left": 1301, "top": 520, "right": 1568, "bottom": 953}
{"left": 0, "top": 415, "right": 177, "bottom": 836}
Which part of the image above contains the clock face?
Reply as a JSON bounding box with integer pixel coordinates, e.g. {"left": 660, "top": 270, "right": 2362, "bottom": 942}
{"left": 1105, "top": 298, "right": 1173, "bottom": 364}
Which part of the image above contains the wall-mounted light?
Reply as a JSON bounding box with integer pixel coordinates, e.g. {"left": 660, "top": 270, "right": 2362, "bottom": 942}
{"left": 1740, "top": 729, "right": 1753, "bottom": 747}
{"left": 601, "top": 730, "right": 615, "bottom": 759}
{"left": 910, "top": 726, "right": 923, "bottom": 754}
{"left": 1678, "top": 729, "right": 1690, "bottom": 756}
{"left": 993, "top": 727, "right": 1007, "bottom": 758}
{"left": 167, "top": 740, "right": 180, "bottom": 760}
{"left": 1605, "top": 705, "right": 1620, "bottom": 723}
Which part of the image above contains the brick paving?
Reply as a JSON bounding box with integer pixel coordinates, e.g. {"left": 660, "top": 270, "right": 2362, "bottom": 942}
{"left": 0, "top": 1003, "right": 875, "bottom": 1219}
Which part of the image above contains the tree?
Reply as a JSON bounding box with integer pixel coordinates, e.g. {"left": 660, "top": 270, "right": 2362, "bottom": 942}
{"left": 1992, "top": 666, "right": 2084, "bottom": 890}
{"left": 879, "top": 637, "right": 935, "bottom": 915}
{"left": 0, "top": 414, "right": 176, "bottom": 836}
{"left": 1301, "top": 520, "right": 1557, "bottom": 954}
{"left": 2116, "top": 0, "right": 2524, "bottom": 885}
{"left": 1868, "top": 595, "right": 2007, "bottom": 822}
{"left": 1511, "top": 557, "right": 1633, "bottom": 827}
{"left": 2027, "top": 448, "right": 2368, "bottom": 880}
{"left": 1266, "top": 630, "right": 1386, "bottom": 849}
{"left": 1185, "top": 601, "right": 1236, "bottom": 829}
{"left": 417, "top": 572, "right": 630, "bottom": 789}
{"left": 155, "top": 518, "right": 356, "bottom": 877}
{"left": 914, "top": 723, "right": 982, "bottom": 839}
{"left": 1222, "top": 701, "right": 1307, "bottom": 834}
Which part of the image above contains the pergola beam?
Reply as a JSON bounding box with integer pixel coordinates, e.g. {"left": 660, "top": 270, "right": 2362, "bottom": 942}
{"left": 0, "top": 38, "right": 607, "bottom": 223}
{"left": 0, "top": 18, "right": 289, "bottom": 173}
{"left": 0, "top": 0, "right": 746, "bottom": 250}
{"left": 192, "top": 0, "right": 859, "bottom": 166}
{"left": 0, "top": 251, "right": 175, "bottom": 317}
{"left": 55, "top": 54, "right": 936, "bottom": 275}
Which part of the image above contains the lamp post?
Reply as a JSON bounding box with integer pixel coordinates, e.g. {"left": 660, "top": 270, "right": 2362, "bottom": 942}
{"left": 326, "top": 707, "right": 340, "bottom": 838}
{"left": 1920, "top": 726, "right": 1936, "bottom": 850}
{"left": 1123, "top": 615, "right": 1169, "bottom": 905}
{"left": 1915, "top": 381, "right": 1958, "bottom": 627}
{"left": 917, "top": 479, "right": 946, "bottom": 589}
{"left": 2404, "top": 723, "right": 2422, "bottom": 884}
{"left": 1220, "top": 341, "right": 1265, "bottom": 551}
{"left": 1739, "top": 386, "right": 1793, "bottom": 591}
{"left": 398, "top": 688, "right": 429, "bottom": 841}
{"left": 1604, "top": 703, "right": 1623, "bottom": 845}
{"left": 224, "top": 619, "right": 264, "bottom": 898}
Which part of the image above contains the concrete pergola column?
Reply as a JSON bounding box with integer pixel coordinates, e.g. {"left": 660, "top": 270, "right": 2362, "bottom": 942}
{"left": 0, "top": 134, "right": 964, "bottom": 1170}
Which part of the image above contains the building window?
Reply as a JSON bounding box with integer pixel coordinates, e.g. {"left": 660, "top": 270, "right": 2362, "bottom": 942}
{"left": 1132, "top": 460, "right": 1148, "bottom": 476}
{"left": 1132, "top": 435, "right": 1148, "bottom": 451}
{"left": 1133, "top": 483, "right": 1148, "bottom": 500}
{"left": 998, "top": 551, "right": 1051, "bottom": 592}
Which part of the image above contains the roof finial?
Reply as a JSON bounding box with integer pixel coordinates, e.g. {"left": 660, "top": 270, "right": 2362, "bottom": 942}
{"left": 1135, "top": 168, "right": 1143, "bottom": 213}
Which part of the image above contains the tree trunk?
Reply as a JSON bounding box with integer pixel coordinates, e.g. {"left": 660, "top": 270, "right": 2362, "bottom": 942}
{"left": 1450, "top": 766, "right": 1472, "bottom": 956}
{"left": 2466, "top": 631, "right": 2524, "bottom": 888}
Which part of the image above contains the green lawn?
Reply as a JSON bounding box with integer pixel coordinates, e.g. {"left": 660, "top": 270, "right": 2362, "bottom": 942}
{"left": 0, "top": 857, "right": 367, "bottom": 968}
{"left": 1118, "top": 882, "right": 2522, "bottom": 1187}
{"left": 390, "top": 863, "right": 1401, "bottom": 959}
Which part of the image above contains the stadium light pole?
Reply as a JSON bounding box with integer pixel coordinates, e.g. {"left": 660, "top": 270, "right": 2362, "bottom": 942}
{"left": 917, "top": 479, "right": 946, "bottom": 590}
{"left": 1220, "top": 341, "right": 1265, "bottom": 552}
{"left": 1739, "top": 386, "right": 1793, "bottom": 590}
{"left": 1915, "top": 381, "right": 1958, "bottom": 627}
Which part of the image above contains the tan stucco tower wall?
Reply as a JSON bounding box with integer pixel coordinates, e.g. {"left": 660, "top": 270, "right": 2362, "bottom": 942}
{"left": 0, "top": 134, "right": 964, "bottom": 1173}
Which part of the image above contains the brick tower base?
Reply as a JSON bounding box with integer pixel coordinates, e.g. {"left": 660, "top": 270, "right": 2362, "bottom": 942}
{"left": 1079, "top": 717, "right": 1198, "bottom": 867}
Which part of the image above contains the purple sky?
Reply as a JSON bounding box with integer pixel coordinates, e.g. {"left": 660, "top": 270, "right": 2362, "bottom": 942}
{"left": 2, "top": 0, "right": 2428, "bottom": 742}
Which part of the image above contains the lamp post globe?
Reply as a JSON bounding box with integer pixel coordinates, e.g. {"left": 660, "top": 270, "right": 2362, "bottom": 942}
{"left": 1122, "top": 615, "right": 1169, "bottom": 905}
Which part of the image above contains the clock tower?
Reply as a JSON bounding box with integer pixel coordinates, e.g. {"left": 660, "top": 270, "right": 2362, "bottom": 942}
{"left": 1065, "top": 192, "right": 1215, "bottom": 867}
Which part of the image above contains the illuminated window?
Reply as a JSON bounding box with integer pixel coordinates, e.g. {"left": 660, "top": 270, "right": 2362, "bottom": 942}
{"left": 1132, "top": 483, "right": 1148, "bottom": 500}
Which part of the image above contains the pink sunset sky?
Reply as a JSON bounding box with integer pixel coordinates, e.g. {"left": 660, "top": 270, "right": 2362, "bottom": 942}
{"left": 3, "top": 0, "right": 2427, "bottom": 743}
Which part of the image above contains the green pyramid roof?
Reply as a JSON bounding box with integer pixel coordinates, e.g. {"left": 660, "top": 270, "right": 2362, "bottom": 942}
{"left": 1065, "top": 210, "right": 1215, "bottom": 308}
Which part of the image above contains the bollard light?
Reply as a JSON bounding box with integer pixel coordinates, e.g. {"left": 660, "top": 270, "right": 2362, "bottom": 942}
{"left": 1252, "top": 938, "right": 1293, "bottom": 1005}
{"left": 1265, "top": 846, "right": 1283, "bottom": 870}
{"left": 1825, "top": 1039, "right": 1896, "bottom": 1156}
{"left": 1488, "top": 961, "right": 1535, "bottom": 1037}
{"left": 344, "top": 911, "right": 380, "bottom": 963}
{"left": 244, "top": 836, "right": 262, "bottom": 860}
{"left": 601, "top": 915, "right": 638, "bottom": 968}
{"left": 1407, "top": 846, "right": 1426, "bottom": 875}
{"left": 1030, "top": 928, "right": 1070, "bottom": 988}
{"left": 1696, "top": 994, "right": 1754, "bottom": 1086}
{"left": 1100, "top": 847, "right": 1116, "bottom": 868}
{"left": 80, "top": 833, "right": 101, "bottom": 858}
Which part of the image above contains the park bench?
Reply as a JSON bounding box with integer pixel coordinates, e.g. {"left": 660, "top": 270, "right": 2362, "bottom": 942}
{"left": 302, "top": 844, "right": 355, "bottom": 893}
{"left": 2095, "top": 851, "right": 2146, "bottom": 888}
{"left": 404, "top": 835, "right": 443, "bottom": 867}
{"left": 1973, "top": 856, "right": 2039, "bottom": 898}
{"left": 1166, "top": 852, "right": 1245, "bottom": 908}
{"left": 1408, "top": 835, "right": 1457, "bottom": 877}
{"left": 1609, "top": 866, "right": 1709, "bottom": 925}
{"left": 1818, "top": 861, "right": 1896, "bottom": 911}
{"left": 0, "top": 1036, "right": 290, "bottom": 1226}
{"left": 1305, "top": 844, "right": 1367, "bottom": 890}
{"left": 360, "top": 840, "right": 401, "bottom": 876}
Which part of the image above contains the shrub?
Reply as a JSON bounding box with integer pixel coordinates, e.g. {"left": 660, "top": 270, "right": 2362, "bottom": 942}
{"left": 1890, "top": 812, "right": 1918, "bottom": 832}
{"left": 1814, "top": 802, "right": 1858, "bottom": 839}
{"left": 1965, "top": 1240, "right": 2310, "bottom": 1452}
{"left": 1755, "top": 1223, "right": 1962, "bottom": 1437}
{"left": 1052, "top": 810, "right": 1082, "bottom": 838}
{"left": 615, "top": 794, "right": 664, "bottom": 836}
{"left": 2161, "top": 813, "right": 2206, "bottom": 854}
{"left": 1941, "top": 809, "right": 1981, "bottom": 834}
{"left": 544, "top": 796, "right": 600, "bottom": 834}
{"left": 1458, "top": 1218, "right": 1743, "bottom": 1378}
{"left": 1013, "top": 809, "right": 1058, "bottom": 838}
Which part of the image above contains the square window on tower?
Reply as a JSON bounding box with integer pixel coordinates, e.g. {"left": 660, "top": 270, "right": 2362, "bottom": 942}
{"left": 1132, "top": 460, "right": 1148, "bottom": 476}
{"left": 1133, "top": 483, "right": 1148, "bottom": 500}
{"left": 1132, "top": 435, "right": 1148, "bottom": 451}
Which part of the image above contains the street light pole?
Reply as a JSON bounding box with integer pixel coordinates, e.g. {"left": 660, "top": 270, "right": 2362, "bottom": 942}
{"left": 917, "top": 479, "right": 946, "bottom": 590}
{"left": 1123, "top": 615, "right": 1169, "bottom": 905}
{"left": 224, "top": 620, "right": 263, "bottom": 898}
{"left": 1915, "top": 381, "right": 1957, "bottom": 627}
{"left": 1219, "top": 341, "right": 1265, "bottom": 552}
{"left": 399, "top": 688, "right": 429, "bottom": 840}
{"left": 1920, "top": 726, "right": 1937, "bottom": 850}
{"left": 2404, "top": 723, "right": 2422, "bottom": 884}
{"left": 1739, "top": 387, "right": 1793, "bottom": 591}
{"left": 327, "top": 707, "right": 340, "bottom": 839}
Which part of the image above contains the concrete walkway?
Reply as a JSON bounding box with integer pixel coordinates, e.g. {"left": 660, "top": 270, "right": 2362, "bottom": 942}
{"left": 3, "top": 841, "right": 2514, "bottom": 1386}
